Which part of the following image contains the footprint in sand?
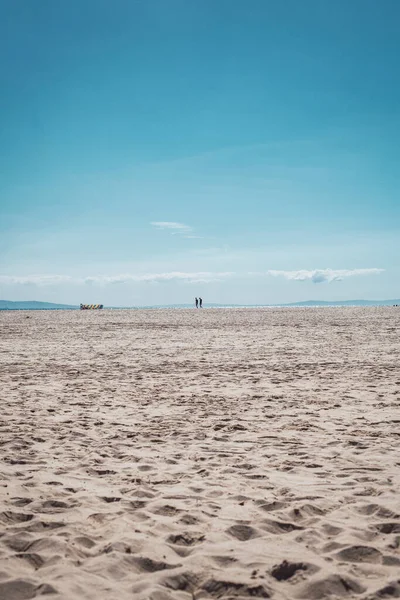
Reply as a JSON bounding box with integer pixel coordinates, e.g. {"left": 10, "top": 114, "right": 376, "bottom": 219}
{"left": 16, "top": 552, "right": 45, "bottom": 568}
{"left": 153, "top": 505, "right": 182, "bottom": 517}
{"left": 74, "top": 536, "right": 97, "bottom": 549}
{"left": 167, "top": 532, "right": 205, "bottom": 546}
{"left": 226, "top": 524, "right": 259, "bottom": 541}
{"left": 271, "top": 559, "right": 318, "bottom": 581}
{"left": 162, "top": 571, "right": 199, "bottom": 593}
{"left": 133, "top": 556, "right": 181, "bottom": 573}
{"left": 201, "top": 578, "right": 270, "bottom": 598}
{"left": 297, "top": 574, "right": 365, "bottom": 599}
{"left": 211, "top": 556, "right": 238, "bottom": 566}
{"left": 356, "top": 503, "right": 399, "bottom": 519}
{"left": 258, "top": 500, "right": 286, "bottom": 512}
{"left": 262, "top": 519, "right": 303, "bottom": 534}
{"left": 129, "top": 500, "right": 147, "bottom": 510}
{"left": 0, "top": 580, "right": 57, "bottom": 600}
{"left": 10, "top": 498, "right": 33, "bottom": 507}
{"left": 373, "top": 522, "right": 400, "bottom": 534}
{"left": 179, "top": 513, "right": 201, "bottom": 526}
{"left": 100, "top": 496, "right": 122, "bottom": 503}
{"left": 37, "top": 500, "right": 71, "bottom": 513}
{"left": 0, "top": 511, "right": 34, "bottom": 524}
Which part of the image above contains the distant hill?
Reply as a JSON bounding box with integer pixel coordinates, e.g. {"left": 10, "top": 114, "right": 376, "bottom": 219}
{"left": 0, "top": 300, "right": 77, "bottom": 310}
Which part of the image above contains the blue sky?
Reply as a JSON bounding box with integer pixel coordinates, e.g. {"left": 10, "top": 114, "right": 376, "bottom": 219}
{"left": 1, "top": 0, "right": 399, "bottom": 305}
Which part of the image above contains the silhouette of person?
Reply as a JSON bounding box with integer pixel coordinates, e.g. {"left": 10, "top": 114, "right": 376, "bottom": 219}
{"left": 199, "top": 297, "right": 203, "bottom": 308}
{"left": 195, "top": 297, "right": 198, "bottom": 308}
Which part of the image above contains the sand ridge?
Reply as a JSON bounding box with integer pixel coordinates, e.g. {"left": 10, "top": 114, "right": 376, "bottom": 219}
{"left": 0, "top": 307, "right": 399, "bottom": 599}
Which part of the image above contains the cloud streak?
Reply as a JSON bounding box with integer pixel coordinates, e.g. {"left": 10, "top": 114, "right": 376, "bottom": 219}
{"left": 151, "top": 221, "right": 204, "bottom": 239}
{"left": 0, "top": 268, "right": 384, "bottom": 287}
{"left": 0, "top": 272, "right": 234, "bottom": 286}
{"left": 84, "top": 272, "right": 233, "bottom": 284}
{"left": 151, "top": 221, "right": 192, "bottom": 232}
{"left": 0, "top": 275, "right": 74, "bottom": 286}
{"left": 267, "top": 268, "right": 384, "bottom": 284}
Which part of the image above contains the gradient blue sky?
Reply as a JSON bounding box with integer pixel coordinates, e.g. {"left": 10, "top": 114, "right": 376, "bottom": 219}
{"left": 1, "top": 0, "right": 399, "bottom": 305}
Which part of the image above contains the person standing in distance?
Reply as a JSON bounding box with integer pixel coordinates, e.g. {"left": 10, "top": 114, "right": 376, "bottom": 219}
{"left": 199, "top": 297, "right": 203, "bottom": 308}
{"left": 195, "top": 297, "right": 198, "bottom": 308}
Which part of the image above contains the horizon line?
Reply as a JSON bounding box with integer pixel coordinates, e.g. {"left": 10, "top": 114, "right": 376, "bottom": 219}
{"left": 1, "top": 298, "right": 399, "bottom": 310}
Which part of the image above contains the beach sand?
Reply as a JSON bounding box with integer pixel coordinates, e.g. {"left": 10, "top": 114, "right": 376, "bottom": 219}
{"left": 0, "top": 307, "right": 399, "bottom": 600}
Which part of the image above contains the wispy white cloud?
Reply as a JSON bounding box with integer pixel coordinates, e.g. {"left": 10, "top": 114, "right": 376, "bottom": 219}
{"left": 84, "top": 272, "right": 233, "bottom": 284}
{"left": 267, "top": 268, "right": 384, "bottom": 284}
{"left": 151, "top": 221, "right": 192, "bottom": 232}
{"left": 150, "top": 221, "right": 204, "bottom": 239}
{"left": 0, "top": 275, "right": 74, "bottom": 286}
{"left": 0, "top": 272, "right": 233, "bottom": 286}
{"left": 0, "top": 268, "right": 385, "bottom": 287}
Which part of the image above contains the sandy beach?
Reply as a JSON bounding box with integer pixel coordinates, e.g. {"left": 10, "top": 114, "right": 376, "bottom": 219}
{"left": 0, "top": 307, "right": 399, "bottom": 600}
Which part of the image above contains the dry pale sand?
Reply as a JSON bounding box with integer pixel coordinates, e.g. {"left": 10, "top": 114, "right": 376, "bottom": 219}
{"left": 0, "top": 308, "right": 399, "bottom": 600}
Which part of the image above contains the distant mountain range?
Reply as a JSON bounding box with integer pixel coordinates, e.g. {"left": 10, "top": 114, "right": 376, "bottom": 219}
{"left": 1, "top": 299, "right": 399, "bottom": 310}
{"left": 0, "top": 300, "right": 77, "bottom": 310}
